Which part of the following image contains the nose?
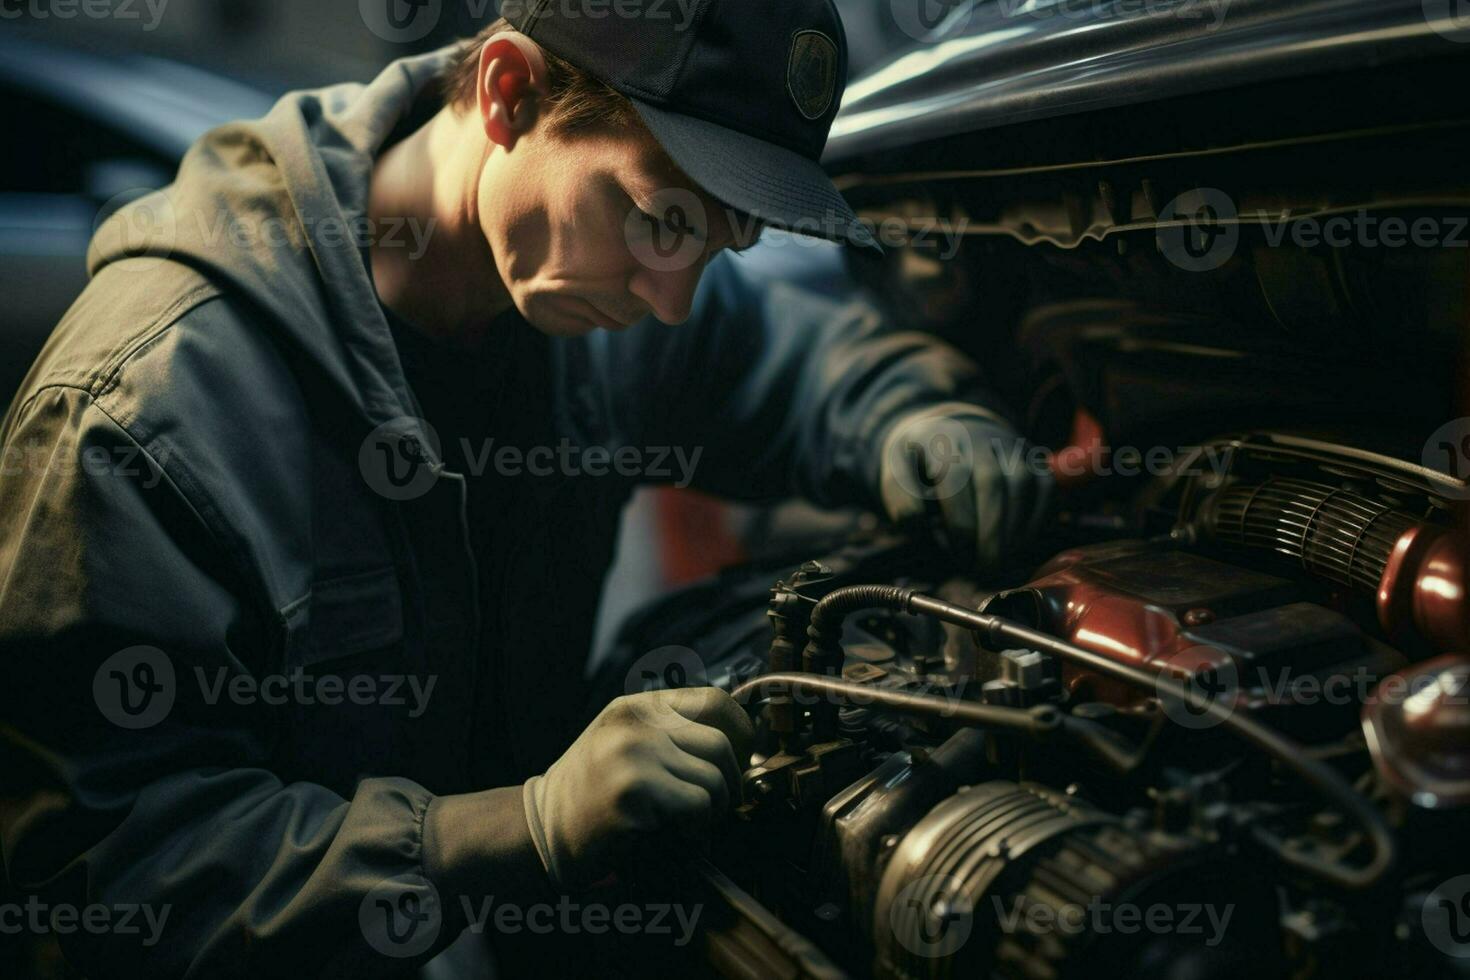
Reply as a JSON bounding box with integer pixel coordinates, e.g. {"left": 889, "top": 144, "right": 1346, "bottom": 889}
{"left": 626, "top": 259, "right": 705, "bottom": 326}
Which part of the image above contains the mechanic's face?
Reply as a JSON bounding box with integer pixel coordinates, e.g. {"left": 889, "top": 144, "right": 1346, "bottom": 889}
{"left": 478, "top": 124, "right": 761, "bottom": 336}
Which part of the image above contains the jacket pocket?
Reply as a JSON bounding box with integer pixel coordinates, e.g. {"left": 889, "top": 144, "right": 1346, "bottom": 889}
{"left": 275, "top": 567, "right": 410, "bottom": 793}
{"left": 285, "top": 567, "right": 404, "bottom": 669}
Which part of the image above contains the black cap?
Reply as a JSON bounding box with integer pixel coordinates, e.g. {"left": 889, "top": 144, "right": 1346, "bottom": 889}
{"left": 500, "top": 0, "right": 878, "bottom": 251}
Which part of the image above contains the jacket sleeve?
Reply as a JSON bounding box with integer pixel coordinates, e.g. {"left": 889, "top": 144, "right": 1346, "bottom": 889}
{"left": 581, "top": 238, "right": 1006, "bottom": 506}
{"left": 0, "top": 386, "right": 540, "bottom": 979}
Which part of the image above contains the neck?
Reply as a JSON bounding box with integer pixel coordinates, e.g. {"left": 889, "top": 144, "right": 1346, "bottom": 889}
{"left": 368, "top": 106, "right": 512, "bottom": 346}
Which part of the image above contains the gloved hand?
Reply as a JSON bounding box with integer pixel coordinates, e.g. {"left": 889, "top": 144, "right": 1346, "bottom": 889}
{"left": 878, "top": 402, "right": 1054, "bottom": 569}
{"left": 522, "top": 687, "right": 754, "bottom": 891}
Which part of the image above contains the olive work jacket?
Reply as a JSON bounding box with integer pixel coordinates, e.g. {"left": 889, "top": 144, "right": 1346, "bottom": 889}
{"left": 0, "top": 45, "right": 997, "bottom": 978}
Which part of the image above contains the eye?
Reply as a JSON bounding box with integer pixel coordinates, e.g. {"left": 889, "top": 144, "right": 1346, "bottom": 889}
{"left": 639, "top": 207, "right": 675, "bottom": 233}
{"left": 643, "top": 204, "right": 700, "bottom": 239}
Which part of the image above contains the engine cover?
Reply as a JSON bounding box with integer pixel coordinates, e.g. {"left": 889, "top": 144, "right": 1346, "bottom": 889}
{"left": 991, "top": 541, "right": 1406, "bottom": 735}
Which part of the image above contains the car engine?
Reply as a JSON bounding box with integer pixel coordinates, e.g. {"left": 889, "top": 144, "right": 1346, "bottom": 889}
{"left": 600, "top": 432, "right": 1467, "bottom": 978}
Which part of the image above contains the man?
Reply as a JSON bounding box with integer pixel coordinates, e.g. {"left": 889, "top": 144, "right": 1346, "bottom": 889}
{"left": 0, "top": 2, "right": 1049, "bottom": 976}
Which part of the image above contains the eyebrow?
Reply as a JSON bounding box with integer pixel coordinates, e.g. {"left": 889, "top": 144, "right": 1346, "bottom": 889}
{"left": 620, "top": 180, "right": 712, "bottom": 245}
{"left": 624, "top": 175, "right": 763, "bottom": 253}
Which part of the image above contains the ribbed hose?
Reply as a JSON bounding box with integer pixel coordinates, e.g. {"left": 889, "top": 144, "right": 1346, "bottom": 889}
{"left": 807, "top": 584, "right": 915, "bottom": 644}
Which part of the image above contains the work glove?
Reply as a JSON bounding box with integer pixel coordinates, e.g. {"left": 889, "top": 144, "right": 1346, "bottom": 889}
{"left": 878, "top": 402, "right": 1054, "bottom": 570}
{"left": 522, "top": 687, "right": 754, "bottom": 891}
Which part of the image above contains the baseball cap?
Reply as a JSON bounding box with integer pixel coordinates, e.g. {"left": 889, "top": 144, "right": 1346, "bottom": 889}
{"left": 499, "top": 0, "right": 879, "bottom": 251}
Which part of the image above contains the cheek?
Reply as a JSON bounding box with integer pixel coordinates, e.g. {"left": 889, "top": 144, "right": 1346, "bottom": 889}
{"left": 483, "top": 152, "right": 637, "bottom": 292}
{"left": 555, "top": 179, "right": 642, "bottom": 273}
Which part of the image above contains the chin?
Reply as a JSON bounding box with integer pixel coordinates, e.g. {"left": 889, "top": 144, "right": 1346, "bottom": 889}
{"left": 525, "top": 291, "right": 618, "bottom": 338}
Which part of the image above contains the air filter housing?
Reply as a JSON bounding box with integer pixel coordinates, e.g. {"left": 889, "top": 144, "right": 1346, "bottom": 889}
{"left": 1207, "top": 477, "right": 1419, "bottom": 593}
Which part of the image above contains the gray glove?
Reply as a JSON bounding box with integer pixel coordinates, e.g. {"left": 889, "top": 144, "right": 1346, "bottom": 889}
{"left": 878, "top": 402, "right": 1054, "bottom": 569}
{"left": 522, "top": 687, "right": 754, "bottom": 891}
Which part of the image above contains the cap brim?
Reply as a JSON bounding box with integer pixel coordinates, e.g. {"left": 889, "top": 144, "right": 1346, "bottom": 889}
{"left": 631, "top": 100, "right": 881, "bottom": 253}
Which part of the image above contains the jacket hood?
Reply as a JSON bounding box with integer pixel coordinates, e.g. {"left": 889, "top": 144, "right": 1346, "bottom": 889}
{"left": 87, "top": 46, "right": 459, "bottom": 461}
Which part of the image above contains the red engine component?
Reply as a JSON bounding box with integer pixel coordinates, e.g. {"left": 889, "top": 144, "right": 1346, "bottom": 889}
{"left": 1378, "top": 525, "right": 1468, "bottom": 654}
{"left": 1002, "top": 542, "right": 1404, "bottom": 729}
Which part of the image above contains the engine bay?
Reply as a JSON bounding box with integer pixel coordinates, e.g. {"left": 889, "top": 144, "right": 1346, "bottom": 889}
{"left": 599, "top": 431, "right": 1467, "bottom": 978}
{"left": 582, "top": 45, "right": 1470, "bottom": 974}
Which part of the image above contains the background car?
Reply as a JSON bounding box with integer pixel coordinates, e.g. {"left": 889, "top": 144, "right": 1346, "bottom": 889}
{"left": 0, "top": 33, "right": 273, "bottom": 413}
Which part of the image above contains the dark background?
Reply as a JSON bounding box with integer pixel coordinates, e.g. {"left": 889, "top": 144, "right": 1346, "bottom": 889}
{"left": 0, "top": 0, "right": 907, "bottom": 94}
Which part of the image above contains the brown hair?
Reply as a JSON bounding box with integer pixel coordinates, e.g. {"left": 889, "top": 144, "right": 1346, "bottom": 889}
{"left": 441, "top": 18, "right": 645, "bottom": 136}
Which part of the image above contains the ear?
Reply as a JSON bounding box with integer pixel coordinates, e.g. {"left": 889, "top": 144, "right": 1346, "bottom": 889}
{"left": 477, "top": 33, "right": 550, "bottom": 151}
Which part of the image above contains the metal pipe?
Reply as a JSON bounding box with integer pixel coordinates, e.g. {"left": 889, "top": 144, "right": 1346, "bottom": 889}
{"left": 788, "top": 584, "right": 1397, "bottom": 891}
{"left": 731, "top": 672, "right": 1062, "bottom": 735}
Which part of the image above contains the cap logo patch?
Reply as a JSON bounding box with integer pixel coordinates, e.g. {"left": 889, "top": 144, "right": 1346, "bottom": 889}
{"left": 788, "top": 29, "right": 838, "bottom": 121}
